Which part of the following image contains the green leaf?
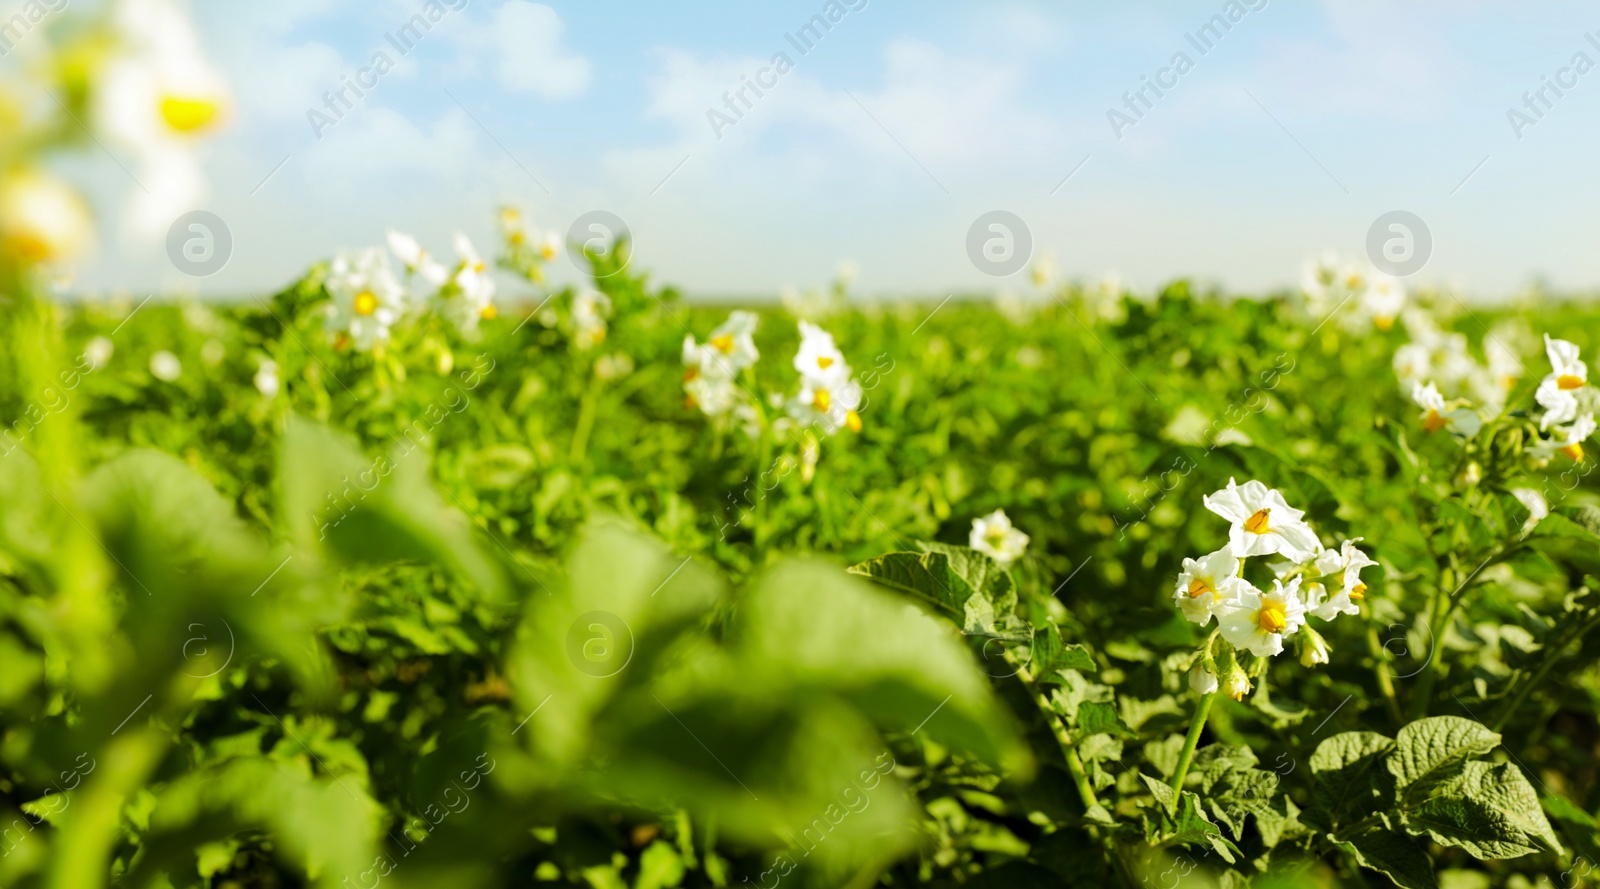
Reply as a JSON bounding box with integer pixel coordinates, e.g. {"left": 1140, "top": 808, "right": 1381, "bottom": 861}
{"left": 738, "top": 558, "right": 1030, "bottom": 773}
{"left": 1028, "top": 623, "right": 1096, "bottom": 681}
{"left": 635, "top": 840, "right": 685, "bottom": 889}
{"left": 1310, "top": 732, "right": 1397, "bottom": 826}
{"left": 1525, "top": 506, "right": 1600, "bottom": 575}
{"left": 1076, "top": 701, "right": 1131, "bottom": 738}
{"left": 1401, "top": 761, "right": 1563, "bottom": 859}
{"left": 1140, "top": 772, "right": 1175, "bottom": 813}
{"left": 281, "top": 416, "right": 506, "bottom": 602}
{"left": 1334, "top": 831, "right": 1438, "bottom": 889}
{"left": 1387, "top": 717, "right": 1500, "bottom": 795}
{"left": 848, "top": 544, "right": 1020, "bottom": 637}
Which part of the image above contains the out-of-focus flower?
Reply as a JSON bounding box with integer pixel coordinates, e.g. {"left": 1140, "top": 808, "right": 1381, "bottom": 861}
{"left": 98, "top": 0, "right": 230, "bottom": 237}
{"left": 324, "top": 248, "right": 406, "bottom": 351}
{"left": 254, "top": 358, "right": 280, "bottom": 397}
{"left": 1362, "top": 275, "right": 1406, "bottom": 331}
{"left": 970, "top": 509, "right": 1029, "bottom": 567}
{"left": 572, "top": 289, "right": 610, "bottom": 350}
{"left": 387, "top": 230, "right": 447, "bottom": 287}
{"left": 201, "top": 339, "right": 224, "bottom": 366}
{"left": 786, "top": 320, "right": 862, "bottom": 434}
{"left": 150, "top": 350, "right": 182, "bottom": 381}
{"left": 83, "top": 336, "right": 115, "bottom": 370}
{"left": 0, "top": 170, "right": 91, "bottom": 265}
{"left": 1411, "top": 381, "right": 1481, "bottom": 437}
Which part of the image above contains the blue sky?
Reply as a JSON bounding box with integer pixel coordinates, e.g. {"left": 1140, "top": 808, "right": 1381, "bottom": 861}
{"left": 50, "top": 0, "right": 1600, "bottom": 299}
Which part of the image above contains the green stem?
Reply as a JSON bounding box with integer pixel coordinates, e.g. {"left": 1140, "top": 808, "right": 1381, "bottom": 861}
{"left": 752, "top": 407, "right": 774, "bottom": 559}
{"left": 568, "top": 372, "right": 601, "bottom": 464}
{"left": 1014, "top": 662, "right": 1100, "bottom": 813}
{"left": 1168, "top": 691, "right": 1216, "bottom": 809}
{"left": 1491, "top": 610, "right": 1600, "bottom": 732}
{"left": 1365, "top": 623, "right": 1403, "bottom": 727}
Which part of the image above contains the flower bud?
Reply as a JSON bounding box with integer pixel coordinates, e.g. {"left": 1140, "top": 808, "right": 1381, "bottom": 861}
{"left": 1300, "top": 626, "right": 1331, "bottom": 668}
{"left": 1189, "top": 665, "right": 1218, "bottom": 695}
{"left": 1223, "top": 662, "right": 1251, "bottom": 701}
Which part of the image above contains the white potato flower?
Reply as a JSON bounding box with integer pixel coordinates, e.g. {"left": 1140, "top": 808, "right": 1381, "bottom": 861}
{"left": 254, "top": 358, "right": 280, "bottom": 398}
{"left": 787, "top": 321, "right": 862, "bottom": 435}
{"left": 970, "top": 509, "right": 1029, "bottom": 567}
{"left": 1532, "top": 413, "right": 1597, "bottom": 463}
{"left": 793, "top": 321, "right": 851, "bottom": 388}
{"left": 685, "top": 311, "right": 760, "bottom": 378}
{"left": 572, "top": 289, "right": 611, "bottom": 350}
{"left": 1218, "top": 578, "right": 1307, "bottom": 658}
{"left": 97, "top": 0, "right": 229, "bottom": 238}
{"left": 387, "top": 230, "right": 448, "bottom": 287}
{"left": 1202, "top": 478, "right": 1321, "bottom": 563}
{"left": 324, "top": 248, "right": 406, "bottom": 352}
{"left": 83, "top": 336, "right": 115, "bottom": 371}
{"left": 0, "top": 170, "right": 92, "bottom": 265}
{"left": 1411, "top": 381, "right": 1481, "bottom": 436}
{"left": 1361, "top": 275, "right": 1406, "bottom": 331}
{"left": 149, "top": 350, "right": 182, "bottom": 382}
{"left": 1173, "top": 546, "right": 1246, "bottom": 626}
{"left": 1307, "top": 539, "right": 1376, "bottom": 620}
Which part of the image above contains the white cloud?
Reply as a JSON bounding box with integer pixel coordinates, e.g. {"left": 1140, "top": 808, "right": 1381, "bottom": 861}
{"left": 449, "top": 1, "right": 591, "bottom": 99}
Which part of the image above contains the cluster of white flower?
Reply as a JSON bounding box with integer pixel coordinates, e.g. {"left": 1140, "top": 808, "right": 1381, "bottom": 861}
{"left": 1533, "top": 335, "right": 1598, "bottom": 463}
{"left": 970, "top": 509, "right": 1029, "bottom": 567}
{"left": 323, "top": 231, "right": 498, "bottom": 351}
{"left": 498, "top": 207, "right": 561, "bottom": 265}
{"left": 1176, "top": 479, "right": 1374, "bottom": 699}
{"left": 1301, "top": 253, "right": 1405, "bottom": 332}
{"left": 682, "top": 311, "right": 760, "bottom": 428}
{"left": 785, "top": 322, "right": 863, "bottom": 436}
{"left": 1396, "top": 310, "right": 1530, "bottom": 438}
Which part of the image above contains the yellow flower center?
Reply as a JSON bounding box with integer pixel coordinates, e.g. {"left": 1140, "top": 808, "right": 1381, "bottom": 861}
{"left": 1562, "top": 442, "right": 1585, "bottom": 461}
{"left": 1558, "top": 374, "right": 1585, "bottom": 390}
{"left": 353, "top": 291, "right": 380, "bottom": 316}
{"left": 845, "top": 409, "right": 862, "bottom": 432}
{"left": 1375, "top": 315, "right": 1394, "bottom": 332}
{"left": 1243, "top": 508, "right": 1271, "bottom": 534}
{"left": 1186, "top": 578, "right": 1213, "bottom": 599}
{"left": 683, "top": 367, "right": 699, "bottom": 382}
{"left": 817, "top": 356, "right": 834, "bottom": 370}
{"left": 1257, "top": 600, "right": 1288, "bottom": 634}
{"left": 986, "top": 529, "right": 1007, "bottom": 548}
{"left": 1423, "top": 410, "right": 1448, "bottom": 434}
{"left": 480, "top": 303, "right": 497, "bottom": 320}
{"left": 710, "top": 334, "right": 735, "bottom": 355}
{"left": 812, "top": 388, "right": 831, "bottom": 412}
{"left": 540, "top": 243, "right": 558, "bottom": 261}
{"left": 1349, "top": 582, "right": 1367, "bottom": 601}
{"left": 160, "top": 95, "right": 221, "bottom": 134}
